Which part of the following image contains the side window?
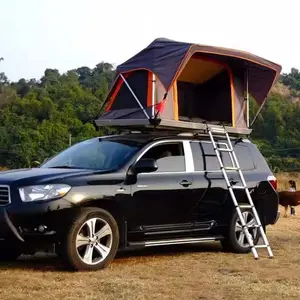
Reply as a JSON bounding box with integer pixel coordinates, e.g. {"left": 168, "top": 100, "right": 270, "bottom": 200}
{"left": 234, "top": 145, "right": 255, "bottom": 170}
{"left": 191, "top": 141, "right": 228, "bottom": 171}
{"left": 141, "top": 142, "right": 185, "bottom": 172}
{"left": 190, "top": 141, "right": 255, "bottom": 171}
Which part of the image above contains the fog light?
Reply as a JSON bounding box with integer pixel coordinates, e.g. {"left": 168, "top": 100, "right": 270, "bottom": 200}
{"left": 38, "top": 225, "right": 47, "bottom": 233}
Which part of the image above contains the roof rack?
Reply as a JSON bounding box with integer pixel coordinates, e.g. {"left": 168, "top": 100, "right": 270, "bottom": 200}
{"left": 113, "top": 121, "right": 252, "bottom": 137}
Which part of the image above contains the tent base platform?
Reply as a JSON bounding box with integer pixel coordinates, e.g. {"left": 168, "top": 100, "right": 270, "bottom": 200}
{"left": 95, "top": 118, "right": 252, "bottom": 136}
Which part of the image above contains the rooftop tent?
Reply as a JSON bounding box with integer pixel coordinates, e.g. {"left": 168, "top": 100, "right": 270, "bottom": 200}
{"left": 95, "top": 38, "right": 282, "bottom": 134}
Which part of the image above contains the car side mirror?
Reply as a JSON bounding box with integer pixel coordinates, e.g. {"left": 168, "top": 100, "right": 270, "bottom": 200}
{"left": 131, "top": 158, "right": 158, "bottom": 174}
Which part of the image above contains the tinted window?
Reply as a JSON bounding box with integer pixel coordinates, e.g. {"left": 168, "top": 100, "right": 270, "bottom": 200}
{"left": 41, "top": 138, "right": 143, "bottom": 170}
{"left": 190, "top": 141, "right": 255, "bottom": 171}
{"left": 233, "top": 144, "right": 255, "bottom": 170}
{"left": 141, "top": 142, "right": 185, "bottom": 172}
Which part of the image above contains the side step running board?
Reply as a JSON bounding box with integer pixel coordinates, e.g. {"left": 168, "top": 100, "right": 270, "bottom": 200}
{"left": 128, "top": 236, "right": 223, "bottom": 248}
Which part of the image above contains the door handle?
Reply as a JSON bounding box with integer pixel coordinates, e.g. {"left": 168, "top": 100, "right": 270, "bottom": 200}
{"left": 180, "top": 180, "right": 192, "bottom": 187}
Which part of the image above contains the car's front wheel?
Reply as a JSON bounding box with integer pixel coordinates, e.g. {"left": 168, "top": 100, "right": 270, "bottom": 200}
{"left": 59, "top": 207, "right": 119, "bottom": 271}
{"left": 221, "top": 208, "right": 261, "bottom": 253}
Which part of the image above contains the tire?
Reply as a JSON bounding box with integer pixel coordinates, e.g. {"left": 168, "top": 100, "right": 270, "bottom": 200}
{"left": 0, "top": 242, "right": 23, "bottom": 261}
{"left": 221, "top": 207, "right": 261, "bottom": 253}
{"left": 59, "top": 207, "right": 119, "bottom": 271}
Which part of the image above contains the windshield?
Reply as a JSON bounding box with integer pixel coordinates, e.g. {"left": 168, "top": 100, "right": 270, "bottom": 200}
{"left": 41, "top": 138, "right": 143, "bottom": 170}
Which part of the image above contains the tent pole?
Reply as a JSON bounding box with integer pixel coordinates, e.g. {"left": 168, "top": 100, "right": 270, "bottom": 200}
{"left": 120, "top": 73, "right": 150, "bottom": 119}
{"left": 250, "top": 97, "right": 267, "bottom": 127}
{"left": 245, "top": 65, "right": 249, "bottom": 128}
{"left": 152, "top": 73, "right": 155, "bottom": 118}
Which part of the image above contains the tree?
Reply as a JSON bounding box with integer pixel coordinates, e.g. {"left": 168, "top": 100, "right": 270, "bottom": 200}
{"left": 0, "top": 61, "right": 114, "bottom": 169}
{"left": 0, "top": 63, "right": 299, "bottom": 171}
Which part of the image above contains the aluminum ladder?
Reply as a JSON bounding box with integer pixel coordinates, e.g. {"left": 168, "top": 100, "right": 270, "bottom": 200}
{"left": 206, "top": 125, "right": 274, "bottom": 259}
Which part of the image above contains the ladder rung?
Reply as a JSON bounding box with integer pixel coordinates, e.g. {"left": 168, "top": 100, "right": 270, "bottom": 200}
{"left": 217, "top": 148, "right": 233, "bottom": 152}
{"left": 254, "top": 245, "right": 269, "bottom": 249}
{"left": 248, "top": 225, "right": 260, "bottom": 228}
{"left": 209, "top": 128, "right": 226, "bottom": 134}
{"left": 223, "top": 167, "right": 239, "bottom": 171}
{"left": 231, "top": 185, "right": 246, "bottom": 189}
{"left": 238, "top": 205, "right": 253, "bottom": 208}
{"left": 242, "top": 224, "right": 260, "bottom": 228}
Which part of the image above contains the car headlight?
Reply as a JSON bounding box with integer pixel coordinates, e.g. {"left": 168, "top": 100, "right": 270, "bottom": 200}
{"left": 19, "top": 184, "right": 71, "bottom": 202}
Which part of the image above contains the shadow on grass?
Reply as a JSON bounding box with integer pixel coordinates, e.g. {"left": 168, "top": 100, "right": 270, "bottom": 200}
{"left": 0, "top": 241, "right": 223, "bottom": 272}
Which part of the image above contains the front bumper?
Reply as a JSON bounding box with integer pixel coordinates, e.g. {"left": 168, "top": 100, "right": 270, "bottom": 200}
{"left": 0, "top": 208, "right": 25, "bottom": 242}
{"left": 0, "top": 198, "right": 74, "bottom": 243}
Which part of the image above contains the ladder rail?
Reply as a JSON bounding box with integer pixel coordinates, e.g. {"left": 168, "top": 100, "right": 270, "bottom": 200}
{"left": 208, "top": 129, "right": 258, "bottom": 257}
{"left": 223, "top": 131, "right": 272, "bottom": 251}
{"left": 207, "top": 126, "right": 274, "bottom": 259}
{"left": 230, "top": 148, "right": 272, "bottom": 256}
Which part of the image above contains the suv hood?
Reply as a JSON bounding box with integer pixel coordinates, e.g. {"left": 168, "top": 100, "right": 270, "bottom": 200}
{"left": 0, "top": 168, "right": 99, "bottom": 185}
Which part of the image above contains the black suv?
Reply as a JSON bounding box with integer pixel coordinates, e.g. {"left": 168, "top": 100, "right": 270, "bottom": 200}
{"left": 0, "top": 132, "right": 279, "bottom": 270}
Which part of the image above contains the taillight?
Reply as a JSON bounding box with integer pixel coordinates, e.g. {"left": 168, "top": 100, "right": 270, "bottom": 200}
{"left": 267, "top": 175, "right": 277, "bottom": 191}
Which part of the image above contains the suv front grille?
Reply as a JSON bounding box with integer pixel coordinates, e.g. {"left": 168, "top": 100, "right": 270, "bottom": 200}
{"left": 0, "top": 185, "right": 10, "bottom": 205}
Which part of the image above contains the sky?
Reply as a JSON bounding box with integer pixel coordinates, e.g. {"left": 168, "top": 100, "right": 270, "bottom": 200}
{"left": 0, "top": 0, "right": 298, "bottom": 81}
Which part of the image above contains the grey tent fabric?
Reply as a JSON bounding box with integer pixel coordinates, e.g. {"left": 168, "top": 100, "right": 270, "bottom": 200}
{"left": 114, "top": 38, "right": 281, "bottom": 105}
{"left": 95, "top": 38, "right": 282, "bottom": 133}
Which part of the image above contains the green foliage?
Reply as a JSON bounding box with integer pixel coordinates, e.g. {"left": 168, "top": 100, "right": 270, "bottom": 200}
{"left": 0, "top": 61, "right": 300, "bottom": 172}
{"left": 280, "top": 68, "right": 300, "bottom": 90}
{"left": 0, "top": 63, "right": 116, "bottom": 169}
{"left": 250, "top": 69, "right": 300, "bottom": 172}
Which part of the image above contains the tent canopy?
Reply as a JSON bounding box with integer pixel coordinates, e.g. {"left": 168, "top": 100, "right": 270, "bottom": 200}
{"left": 96, "top": 38, "right": 282, "bottom": 134}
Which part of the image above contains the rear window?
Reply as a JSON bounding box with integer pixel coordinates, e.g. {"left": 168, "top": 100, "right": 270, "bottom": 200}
{"left": 190, "top": 141, "right": 255, "bottom": 171}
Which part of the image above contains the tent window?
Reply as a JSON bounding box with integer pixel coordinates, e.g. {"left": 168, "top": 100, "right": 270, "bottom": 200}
{"left": 176, "top": 57, "right": 232, "bottom": 125}
{"left": 110, "top": 71, "right": 148, "bottom": 110}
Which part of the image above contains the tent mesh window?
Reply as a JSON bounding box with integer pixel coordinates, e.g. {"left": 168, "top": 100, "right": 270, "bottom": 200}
{"left": 176, "top": 56, "right": 232, "bottom": 125}
{"left": 111, "top": 70, "right": 148, "bottom": 111}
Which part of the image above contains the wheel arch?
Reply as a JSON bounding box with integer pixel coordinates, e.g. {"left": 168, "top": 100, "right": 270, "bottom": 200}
{"left": 76, "top": 199, "right": 127, "bottom": 249}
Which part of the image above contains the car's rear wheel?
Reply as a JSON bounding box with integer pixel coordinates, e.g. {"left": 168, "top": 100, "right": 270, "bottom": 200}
{"left": 221, "top": 208, "right": 261, "bottom": 253}
{"left": 59, "top": 207, "right": 119, "bottom": 271}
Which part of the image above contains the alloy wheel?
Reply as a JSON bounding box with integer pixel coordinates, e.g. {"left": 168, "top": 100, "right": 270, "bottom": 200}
{"left": 235, "top": 211, "right": 258, "bottom": 248}
{"left": 75, "top": 217, "right": 113, "bottom": 265}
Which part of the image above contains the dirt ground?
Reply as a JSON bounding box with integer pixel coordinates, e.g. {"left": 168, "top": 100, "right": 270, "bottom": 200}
{"left": 0, "top": 205, "right": 299, "bottom": 300}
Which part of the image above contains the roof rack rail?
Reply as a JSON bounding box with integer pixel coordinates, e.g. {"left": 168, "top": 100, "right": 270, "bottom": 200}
{"left": 114, "top": 123, "right": 251, "bottom": 136}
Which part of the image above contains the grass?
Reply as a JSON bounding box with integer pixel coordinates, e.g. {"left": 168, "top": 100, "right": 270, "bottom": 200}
{"left": 0, "top": 205, "right": 299, "bottom": 300}
{"left": 0, "top": 172, "right": 298, "bottom": 300}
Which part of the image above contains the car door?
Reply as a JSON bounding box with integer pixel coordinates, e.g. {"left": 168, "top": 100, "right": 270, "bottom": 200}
{"left": 128, "top": 140, "right": 196, "bottom": 233}
{"left": 190, "top": 140, "right": 232, "bottom": 222}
